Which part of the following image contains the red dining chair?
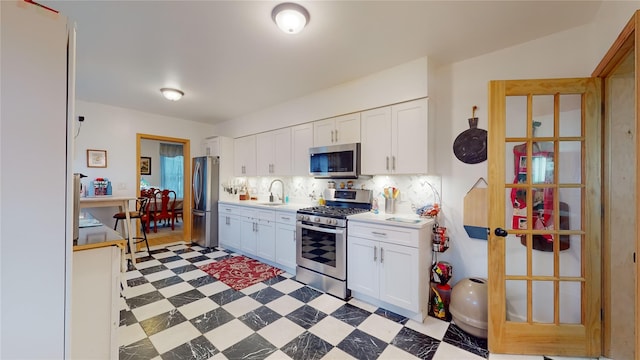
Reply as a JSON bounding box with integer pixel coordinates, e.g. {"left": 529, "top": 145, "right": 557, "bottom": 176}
{"left": 140, "top": 188, "right": 159, "bottom": 233}
{"left": 151, "top": 189, "right": 177, "bottom": 231}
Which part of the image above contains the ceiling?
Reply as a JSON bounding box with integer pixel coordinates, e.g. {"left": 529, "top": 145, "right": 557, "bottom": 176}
{"left": 41, "top": 1, "right": 603, "bottom": 125}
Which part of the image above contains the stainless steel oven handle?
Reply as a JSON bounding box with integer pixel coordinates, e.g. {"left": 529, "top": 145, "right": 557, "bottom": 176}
{"left": 298, "top": 222, "right": 344, "bottom": 235}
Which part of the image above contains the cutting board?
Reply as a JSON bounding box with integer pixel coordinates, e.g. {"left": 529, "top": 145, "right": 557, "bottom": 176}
{"left": 463, "top": 178, "right": 488, "bottom": 240}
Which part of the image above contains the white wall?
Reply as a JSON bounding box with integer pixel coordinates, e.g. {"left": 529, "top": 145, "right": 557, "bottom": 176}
{"left": 73, "top": 100, "right": 215, "bottom": 224}
{"left": 213, "top": 57, "right": 433, "bottom": 138}
{"left": 433, "top": 3, "right": 640, "bottom": 284}
{"left": 211, "top": 3, "right": 640, "bottom": 286}
{"left": 140, "top": 139, "right": 161, "bottom": 187}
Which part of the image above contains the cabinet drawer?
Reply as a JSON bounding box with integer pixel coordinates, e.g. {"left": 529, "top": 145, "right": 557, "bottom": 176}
{"left": 219, "top": 204, "right": 240, "bottom": 215}
{"left": 275, "top": 211, "right": 296, "bottom": 226}
{"left": 256, "top": 210, "right": 275, "bottom": 222}
{"left": 348, "top": 222, "right": 418, "bottom": 248}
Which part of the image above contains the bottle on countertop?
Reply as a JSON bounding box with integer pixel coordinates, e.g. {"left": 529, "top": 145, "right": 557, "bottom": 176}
{"left": 318, "top": 194, "right": 326, "bottom": 206}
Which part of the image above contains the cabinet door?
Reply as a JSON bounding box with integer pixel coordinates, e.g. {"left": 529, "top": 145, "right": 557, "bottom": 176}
{"left": 234, "top": 136, "right": 256, "bottom": 176}
{"left": 361, "top": 106, "right": 392, "bottom": 175}
{"left": 240, "top": 216, "right": 257, "bottom": 255}
{"left": 347, "top": 236, "right": 379, "bottom": 298}
{"left": 334, "top": 113, "right": 361, "bottom": 144}
{"left": 379, "top": 242, "right": 419, "bottom": 312}
{"left": 272, "top": 128, "right": 292, "bottom": 175}
{"left": 256, "top": 132, "right": 273, "bottom": 176}
{"left": 203, "top": 137, "right": 220, "bottom": 156}
{"left": 313, "top": 118, "right": 336, "bottom": 146}
{"left": 256, "top": 219, "right": 275, "bottom": 261}
{"left": 292, "top": 123, "right": 313, "bottom": 175}
{"left": 275, "top": 222, "right": 296, "bottom": 272}
{"left": 219, "top": 214, "right": 241, "bottom": 250}
{"left": 392, "top": 98, "right": 428, "bottom": 174}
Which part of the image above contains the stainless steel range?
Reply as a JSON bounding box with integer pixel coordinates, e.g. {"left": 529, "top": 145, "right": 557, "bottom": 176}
{"left": 296, "top": 188, "right": 372, "bottom": 299}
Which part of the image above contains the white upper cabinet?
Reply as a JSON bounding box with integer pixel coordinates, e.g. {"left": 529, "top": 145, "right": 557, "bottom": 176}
{"left": 361, "top": 98, "right": 430, "bottom": 175}
{"left": 313, "top": 113, "right": 361, "bottom": 146}
{"left": 256, "top": 128, "right": 291, "bottom": 176}
{"left": 234, "top": 135, "right": 257, "bottom": 176}
{"left": 292, "top": 123, "right": 313, "bottom": 176}
{"left": 202, "top": 136, "right": 220, "bottom": 156}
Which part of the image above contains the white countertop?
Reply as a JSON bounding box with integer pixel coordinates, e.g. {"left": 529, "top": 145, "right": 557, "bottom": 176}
{"left": 347, "top": 211, "right": 436, "bottom": 229}
{"left": 218, "top": 200, "right": 307, "bottom": 212}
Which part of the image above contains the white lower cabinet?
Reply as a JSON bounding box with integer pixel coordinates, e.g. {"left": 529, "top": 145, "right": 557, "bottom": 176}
{"left": 218, "top": 203, "right": 298, "bottom": 274}
{"left": 347, "top": 220, "right": 430, "bottom": 320}
{"left": 256, "top": 217, "right": 275, "bottom": 261}
{"left": 218, "top": 204, "right": 242, "bottom": 251}
{"left": 275, "top": 211, "right": 297, "bottom": 273}
{"left": 239, "top": 208, "right": 275, "bottom": 259}
{"left": 72, "top": 246, "right": 121, "bottom": 359}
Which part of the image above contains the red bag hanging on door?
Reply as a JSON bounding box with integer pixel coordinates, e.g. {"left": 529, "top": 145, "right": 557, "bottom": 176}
{"left": 510, "top": 144, "right": 554, "bottom": 242}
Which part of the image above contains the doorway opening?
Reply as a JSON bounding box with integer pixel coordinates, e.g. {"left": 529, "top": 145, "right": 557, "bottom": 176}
{"left": 136, "top": 133, "right": 191, "bottom": 248}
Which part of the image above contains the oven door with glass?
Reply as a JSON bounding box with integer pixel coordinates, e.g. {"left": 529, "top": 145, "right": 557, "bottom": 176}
{"left": 296, "top": 219, "right": 346, "bottom": 280}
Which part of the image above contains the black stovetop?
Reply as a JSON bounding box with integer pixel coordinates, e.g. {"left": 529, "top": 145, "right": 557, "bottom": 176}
{"left": 297, "top": 205, "right": 370, "bottom": 219}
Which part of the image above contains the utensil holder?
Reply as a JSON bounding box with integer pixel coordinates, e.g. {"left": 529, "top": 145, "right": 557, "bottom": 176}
{"left": 385, "top": 198, "right": 396, "bottom": 214}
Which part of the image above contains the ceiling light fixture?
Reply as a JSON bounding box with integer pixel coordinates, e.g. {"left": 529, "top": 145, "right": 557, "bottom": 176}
{"left": 160, "top": 88, "right": 184, "bottom": 101}
{"left": 272, "top": 2, "right": 310, "bottom": 34}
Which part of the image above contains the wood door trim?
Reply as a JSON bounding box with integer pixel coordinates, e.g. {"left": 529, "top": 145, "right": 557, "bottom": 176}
{"left": 592, "top": 10, "right": 639, "bottom": 358}
{"left": 136, "top": 133, "right": 191, "bottom": 242}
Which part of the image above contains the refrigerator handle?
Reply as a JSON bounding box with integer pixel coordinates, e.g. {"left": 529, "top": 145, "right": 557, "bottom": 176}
{"left": 193, "top": 160, "right": 202, "bottom": 207}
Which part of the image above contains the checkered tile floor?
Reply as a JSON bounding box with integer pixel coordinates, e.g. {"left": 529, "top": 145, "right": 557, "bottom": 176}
{"left": 118, "top": 242, "right": 485, "bottom": 360}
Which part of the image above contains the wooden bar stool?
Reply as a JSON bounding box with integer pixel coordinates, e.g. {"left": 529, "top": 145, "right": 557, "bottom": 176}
{"left": 113, "top": 197, "right": 150, "bottom": 253}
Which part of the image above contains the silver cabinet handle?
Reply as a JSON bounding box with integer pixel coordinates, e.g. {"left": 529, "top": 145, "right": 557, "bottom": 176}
{"left": 386, "top": 156, "right": 389, "bottom": 170}
{"left": 380, "top": 247, "right": 384, "bottom": 263}
{"left": 392, "top": 156, "right": 396, "bottom": 170}
{"left": 334, "top": 129, "right": 338, "bottom": 142}
{"left": 281, "top": 217, "right": 290, "bottom": 220}
{"left": 293, "top": 230, "right": 296, "bottom": 242}
{"left": 372, "top": 231, "right": 387, "bottom": 237}
{"left": 374, "top": 246, "right": 377, "bottom": 261}
{"left": 331, "top": 130, "right": 335, "bottom": 143}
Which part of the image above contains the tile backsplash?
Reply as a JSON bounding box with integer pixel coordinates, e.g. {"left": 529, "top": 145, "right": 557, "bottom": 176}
{"left": 224, "top": 175, "right": 442, "bottom": 215}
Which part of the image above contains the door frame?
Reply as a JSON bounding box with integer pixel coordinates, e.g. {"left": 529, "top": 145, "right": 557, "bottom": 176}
{"left": 592, "top": 9, "right": 639, "bottom": 358}
{"left": 136, "top": 133, "right": 191, "bottom": 242}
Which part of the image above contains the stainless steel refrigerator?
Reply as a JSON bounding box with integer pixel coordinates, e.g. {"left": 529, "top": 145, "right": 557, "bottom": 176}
{"left": 191, "top": 156, "right": 219, "bottom": 247}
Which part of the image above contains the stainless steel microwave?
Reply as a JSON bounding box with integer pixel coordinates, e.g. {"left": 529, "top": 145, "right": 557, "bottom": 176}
{"left": 309, "top": 143, "right": 361, "bottom": 179}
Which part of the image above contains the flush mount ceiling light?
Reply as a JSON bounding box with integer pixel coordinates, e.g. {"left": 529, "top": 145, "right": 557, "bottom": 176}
{"left": 272, "top": 2, "right": 310, "bottom": 34}
{"left": 160, "top": 88, "right": 184, "bottom": 101}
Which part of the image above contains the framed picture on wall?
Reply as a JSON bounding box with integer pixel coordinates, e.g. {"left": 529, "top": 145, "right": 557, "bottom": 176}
{"left": 87, "top": 149, "right": 107, "bottom": 168}
{"left": 140, "top": 157, "right": 151, "bottom": 175}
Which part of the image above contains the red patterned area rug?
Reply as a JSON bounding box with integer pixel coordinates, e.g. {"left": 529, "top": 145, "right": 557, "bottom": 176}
{"left": 199, "top": 256, "right": 284, "bottom": 291}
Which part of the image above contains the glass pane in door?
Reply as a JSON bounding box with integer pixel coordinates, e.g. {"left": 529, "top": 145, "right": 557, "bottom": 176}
{"left": 503, "top": 91, "right": 585, "bottom": 327}
{"left": 532, "top": 95, "right": 555, "bottom": 138}
{"left": 559, "top": 94, "right": 583, "bottom": 137}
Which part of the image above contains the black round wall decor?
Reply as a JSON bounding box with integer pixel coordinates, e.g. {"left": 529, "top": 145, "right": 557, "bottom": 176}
{"left": 453, "top": 107, "right": 487, "bottom": 164}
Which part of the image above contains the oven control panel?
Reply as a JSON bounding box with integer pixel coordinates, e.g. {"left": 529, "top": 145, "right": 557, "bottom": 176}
{"left": 297, "top": 214, "right": 346, "bottom": 227}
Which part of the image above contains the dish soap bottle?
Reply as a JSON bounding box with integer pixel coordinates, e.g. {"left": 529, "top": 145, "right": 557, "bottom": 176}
{"left": 318, "top": 194, "right": 326, "bottom": 206}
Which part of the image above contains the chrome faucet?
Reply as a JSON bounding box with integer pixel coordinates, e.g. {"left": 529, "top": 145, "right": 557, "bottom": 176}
{"left": 268, "top": 179, "right": 285, "bottom": 204}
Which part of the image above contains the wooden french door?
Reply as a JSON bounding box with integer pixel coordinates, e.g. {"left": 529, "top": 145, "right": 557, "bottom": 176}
{"left": 487, "top": 78, "right": 602, "bottom": 356}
